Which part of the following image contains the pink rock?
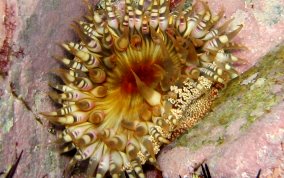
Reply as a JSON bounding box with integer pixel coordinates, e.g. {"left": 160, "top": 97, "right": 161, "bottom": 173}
{"left": 0, "top": 0, "right": 96, "bottom": 177}
{"left": 0, "top": 0, "right": 284, "bottom": 177}
{"left": 159, "top": 100, "right": 284, "bottom": 177}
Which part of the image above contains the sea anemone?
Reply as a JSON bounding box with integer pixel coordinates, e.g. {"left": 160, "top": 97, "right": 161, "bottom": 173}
{"left": 42, "top": 0, "right": 244, "bottom": 177}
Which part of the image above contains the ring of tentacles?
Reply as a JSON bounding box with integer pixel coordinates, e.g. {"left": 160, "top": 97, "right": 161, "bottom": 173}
{"left": 43, "top": 0, "right": 244, "bottom": 177}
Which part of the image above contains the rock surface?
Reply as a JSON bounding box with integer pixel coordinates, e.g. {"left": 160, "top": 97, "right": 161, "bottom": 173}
{"left": 159, "top": 45, "right": 284, "bottom": 178}
{"left": 0, "top": 0, "right": 283, "bottom": 177}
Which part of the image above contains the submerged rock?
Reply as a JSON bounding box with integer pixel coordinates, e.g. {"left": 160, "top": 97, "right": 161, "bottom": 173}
{"left": 159, "top": 45, "right": 284, "bottom": 177}
{"left": 0, "top": 0, "right": 284, "bottom": 177}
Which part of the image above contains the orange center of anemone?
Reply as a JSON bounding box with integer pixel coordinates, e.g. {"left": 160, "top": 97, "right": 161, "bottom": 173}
{"left": 120, "top": 61, "right": 162, "bottom": 94}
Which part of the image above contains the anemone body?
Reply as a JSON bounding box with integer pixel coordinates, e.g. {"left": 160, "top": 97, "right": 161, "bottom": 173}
{"left": 43, "top": 0, "right": 243, "bottom": 177}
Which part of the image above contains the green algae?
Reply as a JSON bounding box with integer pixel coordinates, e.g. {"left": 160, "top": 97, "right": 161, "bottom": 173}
{"left": 20, "top": 14, "right": 39, "bottom": 45}
{"left": 43, "top": 149, "right": 58, "bottom": 173}
{"left": 244, "top": 0, "right": 284, "bottom": 26}
{"left": 0, "top": 95, "right": 15, "bottom": 134}
{"left": 176, "top": 44, "right": 284, "bottom": 150}
{"left": 253, "top": 0, "right": 284, "bottom": 26}
{"left": 43, "top": 0, "right": 61, "bottom": 10}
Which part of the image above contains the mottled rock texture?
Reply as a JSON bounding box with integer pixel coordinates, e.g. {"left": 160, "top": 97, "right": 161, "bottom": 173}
{"left": 159, "top": 45, "right": 284, "bottom": 178}
{"left": 0, "top": 0, "right": 283, "bottom": 177}
{"left": 0, "top": 0, "right": 98, "bottom": 177}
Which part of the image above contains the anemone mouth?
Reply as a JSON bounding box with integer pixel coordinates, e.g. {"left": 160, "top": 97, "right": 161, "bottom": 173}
{"left": 92, "top": 38, "right": 179, "bottom": 135}
{"left": 119, "top": 61, "right": 162, "bottom": 94}
{"left": 43, "top": 0, "right": 244, "bottom": 177}
{"left": 108, "top": 38, "right": 178, "bottom": 95}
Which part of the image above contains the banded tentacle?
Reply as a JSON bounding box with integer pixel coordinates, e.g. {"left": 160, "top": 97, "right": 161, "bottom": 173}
{"left": 43, "top": 0, "right": 244, "bottom": 177}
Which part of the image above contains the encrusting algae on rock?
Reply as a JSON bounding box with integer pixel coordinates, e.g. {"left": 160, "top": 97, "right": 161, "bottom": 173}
{"left": 41, "top": 0, "right": 245, "bottom": 177}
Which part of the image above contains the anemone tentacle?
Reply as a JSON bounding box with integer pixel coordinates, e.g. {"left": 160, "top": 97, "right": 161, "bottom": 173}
{"left": 44, "top": 0, "right": 243, "bottom": 177}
